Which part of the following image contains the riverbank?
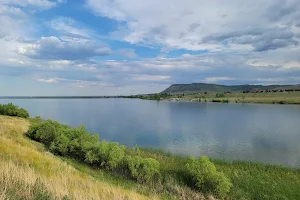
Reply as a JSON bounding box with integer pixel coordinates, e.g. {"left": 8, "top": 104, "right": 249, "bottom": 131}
{"left": 0, "top": 115, "right": 149, "bottom": 200}
{"left": 130, "top": 91, "right": 300, "bottom": 104}
{"left": 1, "top": 114, "right": 300, "bottom": 199}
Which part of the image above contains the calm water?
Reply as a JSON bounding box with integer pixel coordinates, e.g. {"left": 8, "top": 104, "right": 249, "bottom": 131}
{"left": 2, "top": 99, "right": 300, "bottom": 167}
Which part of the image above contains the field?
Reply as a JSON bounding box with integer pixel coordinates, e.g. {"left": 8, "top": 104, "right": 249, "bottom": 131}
{"left": 1, "top": 115, "right": 300, "bottom": 199}
{"left": 155, "top": 91, "right": 300, "bottom": 104}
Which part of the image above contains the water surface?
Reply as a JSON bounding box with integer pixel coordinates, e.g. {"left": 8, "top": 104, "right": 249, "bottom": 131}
{"left": 2, "top": 99, "right": 300, "bottom": 167}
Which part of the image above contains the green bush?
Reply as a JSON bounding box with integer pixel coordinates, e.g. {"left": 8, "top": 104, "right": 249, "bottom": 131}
{"left": 35, "top": 120, "right": 60, "bottom": 146}
{"left": 126, "top": 156, "right": 160, "bottom": 182}
{"left": 99, "top": 141, "right": 125, "bottom": 169}
{"left": 216, "top": 93, "right": 225, "bottom": 98}
{"left": 26, "top": 120, "right": 125, "bottom": 170}
{"left": 84, "top": 141, "right": 125, "bottom": 169}
{"left": 49, "top": 134, "right": 70, "bottom": 156}
{"left": 0, "top": 103, "right": 29, "bottom": 118}
{"left": 186, "top": 156, "right": 232, "bottom": 197}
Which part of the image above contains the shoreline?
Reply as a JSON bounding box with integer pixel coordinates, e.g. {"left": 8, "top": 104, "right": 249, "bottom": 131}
{"left": 127, "top": 91, "right": 300, "bottom": 105}
{"left": 1, "top": 111, "right": 300, "bottom": 199}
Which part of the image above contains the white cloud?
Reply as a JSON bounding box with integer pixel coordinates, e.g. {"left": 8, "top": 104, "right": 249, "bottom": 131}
{"left": 49, "top": 17, "right": 91, "bottom": 38}
{"left": 132, "top": 75, "right": 171, "bottom": 81}
{"left": 1, "top": 0, "right": 58, "bottom": 10}
{"left": 86, "top": 0, "right": 300, "bottom": 51}
{"left": 117, "top": 48, "right": 137, "bottom": 58}
{"left": 18, "top": 36, "right": 111, "bottom": 60}
{"left": 36, "top": 78, "right": 58, "bottom": 83}
{"left": 203, "top": 77, "right": 236, "bottom": 83}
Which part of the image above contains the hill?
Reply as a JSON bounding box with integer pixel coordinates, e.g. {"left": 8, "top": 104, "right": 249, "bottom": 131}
{"left": 161, "top": 83, "right": 300, "bottom": 94}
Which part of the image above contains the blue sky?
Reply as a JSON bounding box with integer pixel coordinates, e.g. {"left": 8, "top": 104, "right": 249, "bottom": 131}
{"left": 0, "top": 0, "right": 300, "bottom": 95}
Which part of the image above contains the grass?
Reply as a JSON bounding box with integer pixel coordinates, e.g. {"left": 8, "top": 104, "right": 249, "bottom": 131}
{"left": 138, "top": 149, "right": 300, "bottom": 199}
{"left": 0, "top": 115, "right": 151, "bottom": 200}
{"left": 1, "top": 115, "right": 300, "bottom": 199}
{"left": 158, "top": 91, "right": 300, "bottom": 104}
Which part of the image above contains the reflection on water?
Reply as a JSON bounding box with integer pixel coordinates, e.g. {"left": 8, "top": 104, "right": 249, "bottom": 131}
{"left": 1, "top": 98, "right": 300, "bottom": 167}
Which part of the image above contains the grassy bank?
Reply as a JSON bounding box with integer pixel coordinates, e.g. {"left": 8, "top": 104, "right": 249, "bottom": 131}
{"left": 129, "top": 91, "right": 300, "bottom": 104}
{"left": 0, "top": 115, "right": 150, "bottom": 200}
{"left": 1, "top": 115, "right": 300, "bottom": 199}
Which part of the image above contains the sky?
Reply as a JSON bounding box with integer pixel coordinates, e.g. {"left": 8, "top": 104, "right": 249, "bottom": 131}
{"left": 0, "top": 0, "right": 300, "bottom": 95}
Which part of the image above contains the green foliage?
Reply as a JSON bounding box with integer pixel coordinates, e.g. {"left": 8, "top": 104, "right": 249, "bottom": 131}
{"left": 85, "top": 141, "right": 125, "bottom": 169}
{"left": 0, "top": 103, "right": 29, "bottom": 118}
{"left": 50, "top": 134, "right": 70, "bottom": 156}
{"left": 216, "top": 93, "right": 225, "bottom": 98}
{"left": 186, "top": 156, "right": 232, "bottom": 197}
{"left": 99, "top": 142, "right": 125, "bottom": 169}
{"left": 126, "top": 93, "right": 172, "bottom": 101}
{"left": 126, "top": 156, "right": 160, "bottom": 182}
{"left": 211, "top": 99, "right": 222, "bottom": 102}
{"left": 35, "top": 120, "right": 60, "bottom": 146}
{"left": 27, "top": 120, "right": 125, "bottom": 171}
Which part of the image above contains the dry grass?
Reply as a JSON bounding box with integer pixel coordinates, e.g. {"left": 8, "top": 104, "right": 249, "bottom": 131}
{"left": 0, "top": 115, "right": 152, "bottom": 200}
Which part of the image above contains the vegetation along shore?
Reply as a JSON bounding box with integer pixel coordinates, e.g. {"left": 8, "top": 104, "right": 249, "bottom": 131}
{"left": 125, "top": 83, "right": 300, "bottom": 104}
{"left": 1, "top": 103, "right": 300, "bottom": 199}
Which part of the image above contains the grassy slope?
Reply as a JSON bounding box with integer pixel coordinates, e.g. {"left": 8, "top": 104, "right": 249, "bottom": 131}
{"left": 0, "top": 115, "right": 151, "bottom": 200}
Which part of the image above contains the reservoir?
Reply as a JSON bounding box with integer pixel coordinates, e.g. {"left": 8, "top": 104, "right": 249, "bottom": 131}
{"left": 1, "top": 98, "right": 300, "bottom": 167}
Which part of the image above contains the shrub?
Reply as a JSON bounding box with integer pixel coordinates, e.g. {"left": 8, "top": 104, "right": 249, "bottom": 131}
{"left": 96, "top": 141, "right": 125, "bottom": 169}
{"left": 186, "top": 156, "right": 232, "bottom": 197}
{"left": 66, "top": 125, "right": 98, "bottom": 161}
{"left": 84, "top": 148, "right": 100, "bottom": 164}
{"left": 216, "top": 93, "right": 225, "bottom": 98}
{"left": 211, "top": 99, "right": 222, "bottom": 103}
{"left": 34, "top": 120, "right": 60, "bottom": 146}
{"left": 126, "top": 156, "right": 160, "bottom": 182}
{"left": 0, "top": 103, "right": 29, "bottom": 118}
{"left": 26, "top": 120, "right": 160, "bottom": 183}
{"left": 49, "top": 134, "right": 70, "bottom": 156}
{"left": 26, "top": 122, "right": 43, "bottom": 140}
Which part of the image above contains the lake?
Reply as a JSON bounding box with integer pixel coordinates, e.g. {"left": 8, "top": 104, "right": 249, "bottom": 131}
{"left": 1, "top": 98, "right": 300, "bottom": 167}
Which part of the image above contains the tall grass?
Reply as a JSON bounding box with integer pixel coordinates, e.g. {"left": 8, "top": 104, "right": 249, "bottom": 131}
{"left": 0, "top": 116, "right": 150, "bottom": 200}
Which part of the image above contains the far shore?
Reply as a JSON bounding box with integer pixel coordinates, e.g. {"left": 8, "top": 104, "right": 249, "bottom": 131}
{"left": 127, "top": 91, "right": 300, "bottom": 105}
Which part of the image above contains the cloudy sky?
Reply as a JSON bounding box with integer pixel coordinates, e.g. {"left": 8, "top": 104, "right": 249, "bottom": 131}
{"left": 1, "top": 0, "right": 300, "bottom": 95}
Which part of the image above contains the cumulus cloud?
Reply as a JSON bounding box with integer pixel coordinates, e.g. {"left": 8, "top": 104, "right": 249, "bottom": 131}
{"left": 203, "top": 77, "right": 236, "bottom": 83}
{"left": 49, "top": 17, "right": 91, "bottom": 39}
{"left": 117, "top": 48, "right": 137, "bottom": 58}
{"left": 36, "top": 78, "right": 58, "bottom": 83}
{"left": 86, "top": 0, "right": 300, "bottom": 52}
{"left": 131, "top": 75, "right": 171, "bottom": 81}
{"left": 18, "top": 36, "right": 111, "bottom": 60}
{"left": 1, "top": 0, "right": 300, "bottom": 95}
{"left": 202, "top": 27, "right": 298, "bottom": 51}
{"left": 1, "top": 0, "right": 58, "bottom": 10}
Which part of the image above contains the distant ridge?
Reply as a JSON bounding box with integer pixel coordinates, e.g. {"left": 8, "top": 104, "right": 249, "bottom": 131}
{"left": 161, "top": 83, "right": 300, "bottom": 94}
